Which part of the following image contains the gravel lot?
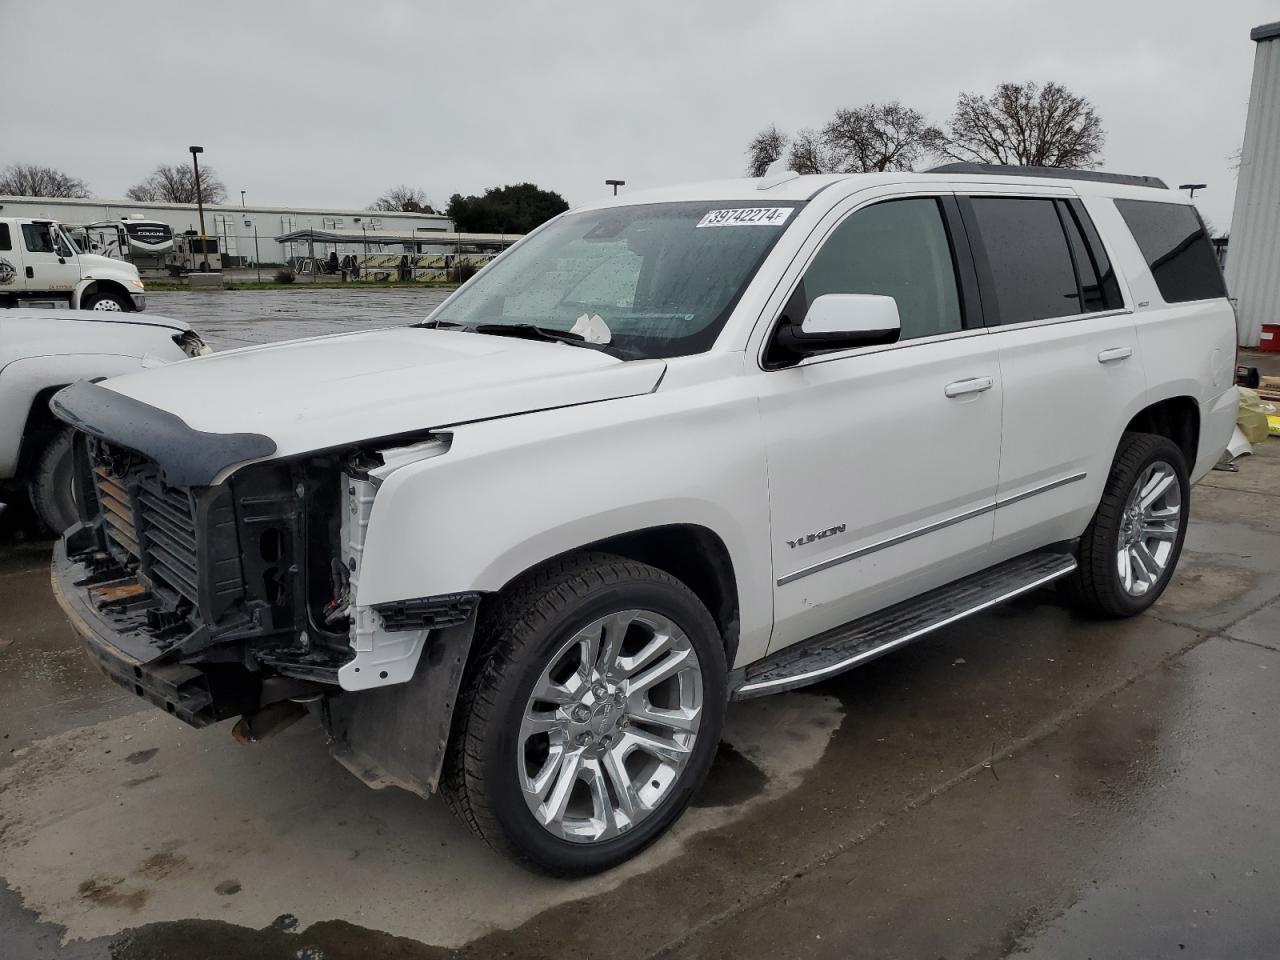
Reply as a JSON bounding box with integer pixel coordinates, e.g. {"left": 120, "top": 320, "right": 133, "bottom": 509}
{"left": 1, "top": 293, "right": 1278, "bottom": 959}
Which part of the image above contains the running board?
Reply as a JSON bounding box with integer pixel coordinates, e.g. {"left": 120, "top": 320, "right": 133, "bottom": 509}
{"left": 734, "top": 550, "right": 1077, "bottom": 699}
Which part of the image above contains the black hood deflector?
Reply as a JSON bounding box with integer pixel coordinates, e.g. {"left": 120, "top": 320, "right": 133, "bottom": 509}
{"left": 51, "top": 380, "right": 277, "bottom": 487}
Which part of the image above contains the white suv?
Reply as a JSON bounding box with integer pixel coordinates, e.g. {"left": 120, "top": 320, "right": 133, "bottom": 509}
{"left": 50, "top": 165, "right": 1236, "bottom": 875}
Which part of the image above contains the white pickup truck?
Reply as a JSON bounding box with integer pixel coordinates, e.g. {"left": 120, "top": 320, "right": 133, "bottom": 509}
{"left": 0, "top": 309, "right": 208, "bottom": 532}
{"left": 50, "top": 164, "right": 1236, "bottom": 875}
{"left": 0, "top": 216, "right": 146, "bottom": 311}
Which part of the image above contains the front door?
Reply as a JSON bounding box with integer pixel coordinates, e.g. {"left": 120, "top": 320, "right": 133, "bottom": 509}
{"left": 18, "top": 220, "right": 81, "bottom": 296}
{"left": 756, "top": 194, "right": 1003, "bottom": 653}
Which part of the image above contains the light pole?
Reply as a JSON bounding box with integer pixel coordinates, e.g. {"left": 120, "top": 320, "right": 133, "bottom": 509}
{"left": 605, "top": 178, "right": 625, "bottom": 196}
{"left": 1179, "top": 183, "right": 1207, "bottom": 198}
{"left": 240, "top": 190, "right": 246, "bottom": 208}
{"left": 246, "top": 218, "right": 261, "bottom": 283}
{"left": 189, "top": 145, "right": 211, "bottom": 272}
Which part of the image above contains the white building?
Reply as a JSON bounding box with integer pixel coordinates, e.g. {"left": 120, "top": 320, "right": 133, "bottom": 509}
{"left": 1226, "top": 20, "right": 1280, "bottom": 347}
{"left": 0, "top": 194, "right": 452, "bottom": 266}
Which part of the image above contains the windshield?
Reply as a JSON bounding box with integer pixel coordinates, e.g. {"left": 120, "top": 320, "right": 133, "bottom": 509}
{"left": 428, "top": 201, "right": 800, "bottom": 359}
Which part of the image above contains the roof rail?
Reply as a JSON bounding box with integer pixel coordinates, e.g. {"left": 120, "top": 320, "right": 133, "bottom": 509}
{"left": 926, "top": 162, "right": 1168, "bottom": 190}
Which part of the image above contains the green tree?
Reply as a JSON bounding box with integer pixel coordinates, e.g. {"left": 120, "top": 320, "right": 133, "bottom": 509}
{"left": 446, "top": 183, "right": 569, "bottom": 234}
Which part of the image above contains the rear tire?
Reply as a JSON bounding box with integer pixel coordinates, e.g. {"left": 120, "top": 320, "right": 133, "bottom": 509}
{"left": 441, "top": 552, "right": 727, "bottom": 875}
{"left": 1062, "top": 432, "right": 1190, "bottom": 617}
{"left": 27, "top": 427, "right": 78, "bottom": 535}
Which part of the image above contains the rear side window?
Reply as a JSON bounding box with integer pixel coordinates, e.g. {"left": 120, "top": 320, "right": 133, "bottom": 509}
{"left": 0, "top": 223, "right": 10, "bottom": 251}
{"left": 1061, "top": 200, "right": 1123, "bottom": 312}
{"left": 967, "top": 198, "right": 1081, "bottom": 324}
{"left": 1114, "top": 199, "right": 1225, "bottom": 303}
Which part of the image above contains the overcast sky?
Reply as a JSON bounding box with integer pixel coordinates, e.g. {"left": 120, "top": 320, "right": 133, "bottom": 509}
{"left": 2, "top": 0, "right": 1272, "bottom": 230}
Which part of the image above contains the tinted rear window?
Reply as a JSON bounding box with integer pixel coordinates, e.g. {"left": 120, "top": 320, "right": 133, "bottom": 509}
{"left": 968, "top": 197, "right": 1081, "bottom": 324}
{"left": 1114, "top": 199, "right": 1225, "bottom": 303}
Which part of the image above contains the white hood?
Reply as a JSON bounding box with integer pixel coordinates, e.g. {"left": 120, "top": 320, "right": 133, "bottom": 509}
{"left": 99, "top": 327, "right": 666, "bottom": 460}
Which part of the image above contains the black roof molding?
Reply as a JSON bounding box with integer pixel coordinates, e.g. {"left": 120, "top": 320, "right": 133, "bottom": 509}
{"left": 1251, "top": 21, "right": 1280, "bottom": 42}
{"left": 926, "top": 163, "right": 1168, "bottom": 190}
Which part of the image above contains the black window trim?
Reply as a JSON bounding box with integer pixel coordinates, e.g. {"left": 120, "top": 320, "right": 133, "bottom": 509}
{"left": 957, "top": 193, "right": 1132, "bottom": 329}
{"left": 758, "top": 192, "right": 986, "bottom": 371}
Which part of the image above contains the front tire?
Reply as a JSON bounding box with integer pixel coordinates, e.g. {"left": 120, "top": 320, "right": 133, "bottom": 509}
{"left": 1063, "top": 432, "right": 1190, "bottom": 617}
{"left": 81, "top": 289, "right": 129, "bottom": 311}
{"left": 27, "top": 427, "right": 78, "bottom": 535}
{"left": 441, "top": 553, "right": 727, "bottom": 875}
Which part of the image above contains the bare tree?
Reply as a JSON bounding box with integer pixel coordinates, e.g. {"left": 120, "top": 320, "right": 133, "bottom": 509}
{"left": 932, "top": 81, "right": 1105, "bottom": 168}
{"left": 822, "top": 102, "right": 939, "bottom": 173}
{"left": 0, "top": 163, "right": 92, "bottom": 198}
{"left": 371, "top": 185, "right": 436, "bottom": 213}
{"left": 126, "top": 162, "right": 228, "bottom": 204}
{"left": 745, "top": 124, "right": 790, "bottom": 177}
{"left": 787, "top": 128, "right": 839, "bottom": 175}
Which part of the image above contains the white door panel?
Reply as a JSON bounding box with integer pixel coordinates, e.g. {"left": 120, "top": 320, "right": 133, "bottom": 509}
{"left": 992, "top": 311, "right": 1144, "bottom": 548}
{"left": 760, "top": 331, "right": 1002, "bottom": 652}
{"left": 17, "top": 220, "right": 80, "bottom": 293}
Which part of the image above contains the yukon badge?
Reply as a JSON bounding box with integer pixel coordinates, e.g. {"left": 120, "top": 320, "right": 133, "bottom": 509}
{"left": 786, "top": 523, "right": 846, "bottom": 549}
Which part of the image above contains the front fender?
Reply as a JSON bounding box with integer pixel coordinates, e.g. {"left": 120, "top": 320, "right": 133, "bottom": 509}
{"left": 356, "top": 384, "right": 775, "bottom": 667}
{"left": 0, "top": 354, "right": 157, "bottom": 479}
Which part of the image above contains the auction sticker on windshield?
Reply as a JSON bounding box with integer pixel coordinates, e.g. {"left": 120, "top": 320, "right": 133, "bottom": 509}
{"left": 696, "top": 207, "right": 793, "bottom": 228}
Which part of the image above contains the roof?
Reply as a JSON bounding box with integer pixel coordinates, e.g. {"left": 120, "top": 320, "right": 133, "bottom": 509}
{"left": 1251, "top": 21, "right": 1280, "bottom": 42}
{"left": 273, "top": 228, "right": 520, "bottom": 244}
{"left": 573, "top": 167, "right": 1181, "bottom": 215}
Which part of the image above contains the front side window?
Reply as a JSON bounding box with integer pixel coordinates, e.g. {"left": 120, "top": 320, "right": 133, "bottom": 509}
{"left": 430, "top": 201, "right": 798, "bottom": 359}
{"left": 967, "top": 197, "right": 1081, "bottom": 324}
{"left": 1114, "top": 199, "right": 1225, "bottom": 304}
{"left": 21, "top": 222, "right": 55, "bottom": 254}
{"left": 0, "top": 223, "right": 10, "bottom": 251}
{"left": 784, "top": 197, "right": 963, "bottom": 342}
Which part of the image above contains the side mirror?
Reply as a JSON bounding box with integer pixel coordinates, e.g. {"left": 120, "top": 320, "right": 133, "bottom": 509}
{"left": 771, "top": 293, "right": 901, "bottom": 364}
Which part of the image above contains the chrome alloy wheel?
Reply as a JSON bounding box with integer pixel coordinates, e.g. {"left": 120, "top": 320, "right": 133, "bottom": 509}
{"left": 1116, "top": 460, "right": 1181, "bottom": 597}
{"left": 518, "top": 609, "right": 703, "bottom": 843}
{"left": 90, "top": 298, "right": 123, "bottom": 311}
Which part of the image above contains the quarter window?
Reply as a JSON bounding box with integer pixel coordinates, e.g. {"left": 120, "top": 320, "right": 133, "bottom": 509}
{"left": 967, "top": 198, "right": 1081, "bottom": 324}
{"left": 785, "top": 198, "right": 963, "bottom": 342}
{"left": 1114, "top": 199, "right": 1225, "bottom": 304}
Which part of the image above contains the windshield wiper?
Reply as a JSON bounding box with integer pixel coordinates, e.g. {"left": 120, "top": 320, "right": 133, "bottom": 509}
{"left": 413, "top": 318, "right": 465, "bottom": 329}
{"left": 473, "top": 323, "right": 595, "bottom": 347}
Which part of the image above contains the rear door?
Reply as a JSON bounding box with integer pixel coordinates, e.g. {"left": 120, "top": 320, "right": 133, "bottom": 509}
{"left": 959, "top": 192, "right": 1145, "bottom": 557}
{"left": 18, "top": 220, "right": 81, "bottom": 296}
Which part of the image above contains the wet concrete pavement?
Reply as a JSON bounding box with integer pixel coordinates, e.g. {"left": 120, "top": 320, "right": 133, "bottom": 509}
{"left": 1, "top": 295, "right": 1278, "bottom": 958}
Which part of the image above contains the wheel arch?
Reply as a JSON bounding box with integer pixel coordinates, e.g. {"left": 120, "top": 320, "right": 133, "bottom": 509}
{"left": 491, "top": 523, "right": 742, "bottom": 665}
{"left": 1122, "top": 395, "right": 1199, "bottom": 469}
{"left": 74, "top": 278, "right": 134, "bottom": 310}
{"left": 14, "top": 383, "right": 69, "bottom": 481}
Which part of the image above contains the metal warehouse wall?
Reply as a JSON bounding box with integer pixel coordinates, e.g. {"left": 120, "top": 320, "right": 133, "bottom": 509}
{"left": 1226, "top": 22, "right": 1280, "bottom": 347}
{"left": 0, "top": 196, "right": 451, "bottom": 265}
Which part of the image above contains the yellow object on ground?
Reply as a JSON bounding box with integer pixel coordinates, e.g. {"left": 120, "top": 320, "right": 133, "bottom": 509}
{"left": 1239, "top": 388, "right": 1277, "bottom": 444}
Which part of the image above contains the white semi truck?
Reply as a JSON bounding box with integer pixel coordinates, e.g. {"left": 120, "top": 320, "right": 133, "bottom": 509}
{"left": 0, "top": 215, "right": 146, "bottom": 311}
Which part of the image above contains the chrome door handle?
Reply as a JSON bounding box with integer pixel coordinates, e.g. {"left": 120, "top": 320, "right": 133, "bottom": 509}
{"left": 1097, "top": 346, "right": 1133, "bottom": 363}
{"left": 944, "top": 376, "right": 994, "bottom": 398}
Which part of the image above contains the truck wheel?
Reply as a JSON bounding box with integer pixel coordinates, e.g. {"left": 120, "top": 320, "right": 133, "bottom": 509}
{"left": 441, "top": 553, "right": 727, "bottom": 875}
{"left": 27, "top": 427, "right": 78, "bottom": 535}
{"left": 81, "top": 290, "right": 129, "bottom": 311}
{"left": 1062, "top": 432, "right": 1190, "bottom": 618}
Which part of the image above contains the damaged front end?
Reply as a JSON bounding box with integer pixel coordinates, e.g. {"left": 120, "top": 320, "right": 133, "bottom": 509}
{"left": 50, "top": 380, "right": 481, "bottom": 796}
